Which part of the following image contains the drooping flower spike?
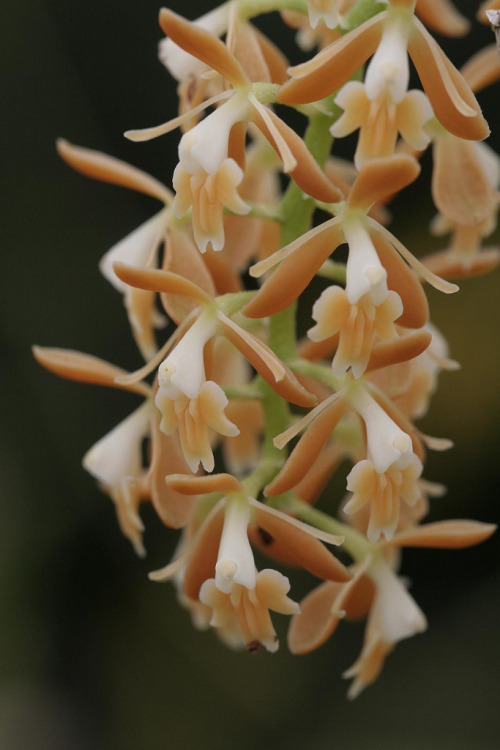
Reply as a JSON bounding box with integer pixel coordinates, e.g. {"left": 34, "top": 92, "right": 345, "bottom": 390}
{"left": 37, "top": 0, "right": 498, "bottom": 701}
{"left": 278, "top": 5, "right": 489, "bottom": 141}
{"left": 125, "top": 9, "right": 342, "bottom": 252}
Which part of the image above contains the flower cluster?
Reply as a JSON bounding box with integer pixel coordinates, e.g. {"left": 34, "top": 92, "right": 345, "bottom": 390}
{"left": 35, "top": 0, "right": 497, "bottom": 698}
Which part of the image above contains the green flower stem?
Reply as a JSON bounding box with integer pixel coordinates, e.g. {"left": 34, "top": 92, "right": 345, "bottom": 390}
{"left": 242, "top": 459, "right": 284, "bottom": 498}
{"left": 217, "top": 290, "right": 257, "bottom": 316}
{"left": 286, "top": 497, "right": 372, "bottom": 562}
{"left": 343, "top": 0, "right": 387, "bottom": 31}
{"left": 239, "top": 0, "right": 308, "bottom": 20}
{"left": 317, "top": 259, "right": 347, "bottom": 284}
{"left": 245, "top": 202, "right": 284, "bottom": 222}
{"left": 223, "top": 384, "right": 264, "bottom": 400}
{"left": 288, "top": 358, "right": 339, "bottom": 389}
{"left": 258, "top": 112, "right": 334, "bottom": 476}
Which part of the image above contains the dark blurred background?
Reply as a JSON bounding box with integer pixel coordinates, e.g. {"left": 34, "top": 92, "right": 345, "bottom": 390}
{"left": 2, "top": 1, "right": 500, "bottom": 748}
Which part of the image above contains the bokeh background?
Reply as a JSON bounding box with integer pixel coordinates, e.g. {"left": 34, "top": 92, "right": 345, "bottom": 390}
{"left": 2, "top": 0, "right": 500, "bottom": 748}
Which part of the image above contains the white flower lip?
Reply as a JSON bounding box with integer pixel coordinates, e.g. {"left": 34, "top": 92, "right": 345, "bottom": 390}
{"left": 178, "top": 93, "right": 250, "bottom": 176}
{"left": 157, "top": 309, "right": 217, "bottom": 400}
{"left": 364, "top": 13, "right": 411, "bottom": 103}
{"left": 343, "top": 218, "right": 388, "bottom": 306}
{"left": 352, "top": 387, "right": 413, "bottom": 473}
{"left": 216, "top": 499, "right": 256, "bottom": 594}
{"left": 369, "top": 559, "right": 427, "bottom": 644}
{"left": 82, "top": 402, "right": 151, "bottom": 487}
{"left": 99, "top": 209, "right": 168, "bottom": 293}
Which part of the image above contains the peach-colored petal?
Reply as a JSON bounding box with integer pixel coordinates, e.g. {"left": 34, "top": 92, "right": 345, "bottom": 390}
{"left": 250, "top": 97, "right": 342, "bottom": 203}
{"left": 461, "top": 45, "right": 500, "bottom": 94}
{"left": 161, "top": 226, "right": 216, "bottom": 324}
{"left": 298, "top": 332, "right": 340, "bottom": 362}
{"left": 388, "top": 520, "right": 497, "bottom": 548}
{"left": 347, "top": 155, "right": 421, "bottom": 213}
{"left": 244, "top": 220, "right": 344, "bottom": 318}
{"left": 423, "top": 247, "right": 500, "bottom": 279}
{"left": 254, "top": 507, "right": 351, "bottom": 582}
{"left": 370, "top": 230, "right": 429, "bottom": 329}
{"left": 265, "top": 395, "right": 346, "bottom": 497}
{"left": 288, "top": 561, "right": 372, "bottom": 654}
{"left": 148, "top": 417, "right": 196, "bottom": 528}
{"left": 223, "top": 400, "right": 264, "bottom": 475}
{"left": 366, "top": 330, "right": 432, "bottom": 373}
{"left": 56, "top": 139, "right": 172, "bottom": 203}
{"left": 203, "top": 248, "right": 243, "bottom": 292}
{"left": 226, "top": 13, "right": 274, "bottom": 83}
{"left": 432, "top": 135, "right": 496, "bottom": 226}
{"left": 217, "top": 313, "right": 317, "bottom": 408}
{"left": 344, "top": 635, "right": 391, "bottom": 699}
{"left": 288, "top": 580, "right": 343, "bottom": 654}
{"left": 408, "top": 18, "right": 489, "bottom": 140}
{"left": 367, "top": 217, "right": 459, "bottom": 294}
{"left": 228, "top": 120, "right": 247, "bottom": 170}
{"left": 158, "top": 9, "right": 249, "bottom": 88}
{"left": 278, "top": 12, "right": 385, "bottom": 104}
{"left": 252, "top": 26, "right": 289, "bottom": 84}
{"left": 32, "top": 346, "right": 151, "bottom": 397}
{"left": 113, "top": 263, "right": 213, "bottom": 306}
{"left": 294, "top": 444, "right": 343, "bottom": 505}
{"left": 183, "top": 507, "right": 225, "bottom": 600}
{"left": 416, "top": 0, "right": 470, "bottom": 37}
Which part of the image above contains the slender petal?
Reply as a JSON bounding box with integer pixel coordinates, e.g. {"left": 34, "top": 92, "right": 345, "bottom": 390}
{"left": 366, "top": 330, "right": 432, "bottom": 373}
{"left": 244, "top": 220, "right": 344, "bottom": 318}
{"left": 386, "top": 519, "right": 497, "bottom": 548}
{"left": 217, "top": 312, "right": 317, "bottom": 408}
{"left": 56, "top": 139, "right": 172, "bottom": 203}
{"left": 113, "top": 263, "right": 214, "bottom": 306}
{"left": 416, "top": 0, "right": 470, "bottom": 37}
{"left": 250, "top": 96, "right": 342, "bottom": 203}
{"left": 158, "top": 9, "right": 249, "bottom": 88}
{"left": 278, "top": 13, "right": 385, "bottom": 104}
{"left": 407, "top": 18, "right": 489, "bottom": 140}
{"left": 33, "top": 346, "right": 151, "bottom": 397}
{"left": 265, "top": 395, "right": 346, "bottom": 496}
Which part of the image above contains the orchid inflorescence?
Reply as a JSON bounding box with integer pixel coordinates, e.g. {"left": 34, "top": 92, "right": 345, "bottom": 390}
{"left": 35, "top": 0, "right": 499, "bottom": 698}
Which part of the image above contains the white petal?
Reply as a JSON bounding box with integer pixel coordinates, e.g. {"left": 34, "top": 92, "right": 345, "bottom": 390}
{"left": 370, "top": 559, "right": 427, "bottom": 644}
{"left": 216, "top": 499, "right": 256, "bottom": 593}
{"left": 99, "top": 209, "right": 168, "bottom": 293}
{"left": 82, "top": 402, "right": 151, "bottom": 487}
{"left": 158, "top": 309, "right": 217, "bottom": 400}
